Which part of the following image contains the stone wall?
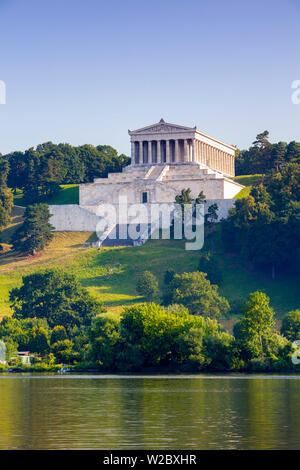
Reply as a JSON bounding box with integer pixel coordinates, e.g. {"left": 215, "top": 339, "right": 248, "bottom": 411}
{"left": 49, "top": 199, "right": 235, "bottom": 232}
{"left": 49, "top": 205, "right": 103, "bottom": 232}
{"left": 204, "top": 199, "right": 235, "bottom": 220}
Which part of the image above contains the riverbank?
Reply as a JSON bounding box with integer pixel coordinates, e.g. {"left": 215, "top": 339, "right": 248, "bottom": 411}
{"left": 1, "top": 364, "right": 300, "bottom": 374}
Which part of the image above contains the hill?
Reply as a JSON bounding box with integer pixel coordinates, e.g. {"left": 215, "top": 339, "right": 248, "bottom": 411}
{"left": 0, "top": 224, "right": 299, "bottom": 319}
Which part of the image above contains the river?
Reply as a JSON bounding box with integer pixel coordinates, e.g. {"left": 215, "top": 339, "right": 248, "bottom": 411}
{"left": 0, "top": 374, "right": 300, "bottom": 449}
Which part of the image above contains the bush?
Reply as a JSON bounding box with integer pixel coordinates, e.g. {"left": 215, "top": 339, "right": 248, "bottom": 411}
{"left": 164, "top": 268, "right": 176, "bottom": 285}
{"left": 166, "top": 272, "right": 230, "bottom": 318}
{"left": 10, "top": 268, "right": 105, "bottom": 332}
{"left": 88, "top": 313, "right": 122, "bottom": 369}
{"left": 281, "top": 310, "right": 300, "bottom": 341}
{"left": 50, "top": 325, "right": 68, "bottom": 344}
{"left": 198, "top": 252, "right": 223, "bottom": 285}
{"left": 51, "top": 340, "right": 75, "bottom": 363}
{"left": 136, "top": 271, "right": 159, "bottom": 303}
{"left": 234, "top": 292, "right": 288, "bottom": 367}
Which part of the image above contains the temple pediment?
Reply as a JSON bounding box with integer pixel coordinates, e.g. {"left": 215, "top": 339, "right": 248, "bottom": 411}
{"left": 129, "top": 118, "right": 195, "bottom": 135}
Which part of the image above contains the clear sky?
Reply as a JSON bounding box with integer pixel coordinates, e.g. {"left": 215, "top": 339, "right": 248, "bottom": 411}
{"left": 0, "top": 0, "right": 300, "bottom": 155}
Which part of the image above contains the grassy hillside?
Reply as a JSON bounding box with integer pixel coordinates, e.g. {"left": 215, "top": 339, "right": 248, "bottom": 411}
{"left": 234, "top": 174, "right": 263, "bottom": 199}
{"left": 0, "top": 206, "right": 25, "bottom": 246}
{"left": 2, "top": 176, "right": 298, "bottom": 319}
{"left": 13, "top": 184, "right": 79, "bottom": 206}
{"left": 0, "top": 227, "right": 298, "bottom": 319}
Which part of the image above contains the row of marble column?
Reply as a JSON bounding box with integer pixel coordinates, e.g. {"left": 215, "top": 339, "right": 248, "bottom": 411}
{"left": 131, "top": 139, "right": 234, "bottom": 176}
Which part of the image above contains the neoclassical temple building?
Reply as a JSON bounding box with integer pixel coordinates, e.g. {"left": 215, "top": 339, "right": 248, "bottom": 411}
{"left": 129, "top": 119, "right": 235, "bottom": 178}
{"left": 50, "top": 120, "right": 243, "bottom": 233}
{"left": 79, "top": 119, "right": 242, "bottom": 207}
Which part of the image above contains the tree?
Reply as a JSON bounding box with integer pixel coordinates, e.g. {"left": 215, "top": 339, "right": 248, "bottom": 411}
{"left": 202, "top": 329, "right": 235, "bottom": 370}
{"left": 88, "top": 313, "right": 122, "bottom": 369}
{"left": 162, "top": 269, "right": 176, "bottom": 306}
{"left": 27, "top": 326, "right": 50, "bottom": 355}
{"left": 234, "top": 130, "right": 294, "bottom": 174}
{"left": 12, "top": 204, "right": 54, "bottom": 255}
{"left": 0, "top": 158, "right": 13, "bottom": 230}
{"left": 175, "top": 327, "right": 205, "bottom": 370}
{"left": 166, "top": 272, "right": 230, "bottom": 318}
{"left": 0, "top": 189, "right": 13, "bottom": 230}
{"left": 174, "top": 189, "right": 206, "bottom": 233}
{"left": 0, "top": 316, "right": 50, "bottom": 355}
{"left": 120, "top": 303, "right": 206, "bottom": 366}
{"left": 50, "top": 325, "right": 68, "bottom": 345}
{"left": 175, "top": 188, "right": 206, "bottom": 208}
{"left": 251, "top": 130, "right": 272, "bottom": 173}
{"left": 281, "top": 310, "right": 300, "bottom": 341}
{"left": 250, "top": 183, "right": 272, "bottom": 204}
{"left": 4, "top": 141, "right": 130, "bottom": 197}
{"left": 265, "top": 163, "right": 300, "bottom": 214}
{"left": 119, "top": 303, "right": 234, "bottom": 369}
{"left": 136, "top": 271, "right": 159, "bottom": 303}
{"left": 6, "top": 151, "right": 27, "bottom": 191}
{"left": 164, "top": 268, "right": 175, "bottom": 285}
{"left": 233, "top": 292, "right": 284, "bottom": 362}
{"left": 285, "top": 141, "right": 300, "bottom": 164}
{"left": 195, "top": 191, "right": 206, "bottom": 204}
{"left": 205, "top": 203, "right": 218, "bottom": 225}
{"left": 51, "top": 339, "right": 75, "bottom": 363}
{"left": 10, "top": 268, "right": 104, "bottom": 332}
{"left": 175, "top": 188, "right": 193, "bottom": 210}
{"left": 32, "top": 149, "right": 67, "bottom": 200}
{"left": 198, "top": 252, "right": 223, "bottom": 285}
{"left": 221, "top": 165, "right": 300, "bottom": 277}
{"left": 271, "top": 142, "right": 287, "bottom": 172}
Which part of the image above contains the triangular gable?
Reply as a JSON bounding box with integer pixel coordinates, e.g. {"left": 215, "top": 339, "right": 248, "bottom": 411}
{"left": 129, "top": 118, "right": 196, "bottom": 135}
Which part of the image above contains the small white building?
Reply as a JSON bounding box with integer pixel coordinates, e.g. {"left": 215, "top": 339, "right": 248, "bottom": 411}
{"left": 10, "top": 352, "right": 32, "bottom": 366}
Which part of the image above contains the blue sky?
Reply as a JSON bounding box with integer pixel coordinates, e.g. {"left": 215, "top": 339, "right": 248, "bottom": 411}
{"left": 0, "top": 0, "right": 299, "bottom": 155}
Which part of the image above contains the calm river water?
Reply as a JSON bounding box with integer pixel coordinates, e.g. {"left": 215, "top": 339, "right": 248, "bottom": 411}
{"left": 0, "top": 374, "right": 300, "bottom": 450}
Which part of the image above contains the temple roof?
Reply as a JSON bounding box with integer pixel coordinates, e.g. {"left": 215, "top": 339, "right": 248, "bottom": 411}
{"left": 128, "top": 119, "right": 196, "bottom": 135}
{"left": 128, "top": 119, "right": 236, "bottom": 151}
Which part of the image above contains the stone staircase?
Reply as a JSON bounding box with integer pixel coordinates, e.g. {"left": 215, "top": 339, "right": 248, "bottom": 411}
{"left": 162, "top": 165, "right": 224, "bottom": 182}
{"left": 99, "top": 223, "right": 153, "bottom": 247}
{"left": 144, "top": 165, "right": 169, "bottom": 181}
{"left": 94, "top": 163, "right": 225, "bottom": 186}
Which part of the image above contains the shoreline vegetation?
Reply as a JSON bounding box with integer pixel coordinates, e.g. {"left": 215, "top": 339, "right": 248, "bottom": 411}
{"left": 2, "top": 369, "right": 300, "bottom": 376}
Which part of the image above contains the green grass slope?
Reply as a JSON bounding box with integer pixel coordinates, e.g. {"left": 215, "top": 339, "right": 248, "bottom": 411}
{"left": 13, "top": 184, "right": 79, "bottom": 206}
{"left": 234, "top": 174, "right": 263, "bottom": 199}
{"left": 0, "top": 229, "right": 298, "bottom": 319}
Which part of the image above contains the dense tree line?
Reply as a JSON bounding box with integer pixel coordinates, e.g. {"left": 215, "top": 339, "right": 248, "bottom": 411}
{"left": 222, "top": 162, "right": 300, "bottom": 278}
{"left": 0, "top": 266, "right": 299, "bottom": 371}
{"left": 88, "top": 296, "right": 297, "bottom": 372}
{"left": 0, "top": 157, "right": 13, "bottom": 230}
{"left": 235, "top": 131, "right": 300, "bottom": 175}
{"left": 3, "top": 142, "right": 130, "bottom": 203}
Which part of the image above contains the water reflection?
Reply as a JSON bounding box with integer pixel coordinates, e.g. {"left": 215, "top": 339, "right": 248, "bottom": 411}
{"left": 0, "top": 375, "right": 300, "bottom": 449}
